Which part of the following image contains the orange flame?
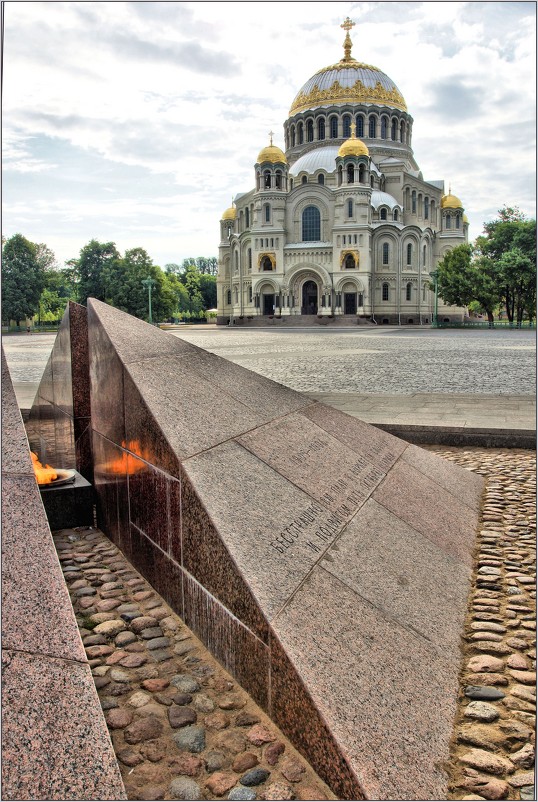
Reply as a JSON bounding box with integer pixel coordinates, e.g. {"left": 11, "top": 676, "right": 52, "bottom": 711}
{"left": 31, "top": 451, "right": 58, "bottom": 485}
{"left": 102, "top": 440, "right": 154, "bottom": 476}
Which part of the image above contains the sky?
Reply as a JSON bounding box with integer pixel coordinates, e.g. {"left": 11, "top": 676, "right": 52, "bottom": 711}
{"left": 2, "top": 1, "right": 536, "bottom": 269}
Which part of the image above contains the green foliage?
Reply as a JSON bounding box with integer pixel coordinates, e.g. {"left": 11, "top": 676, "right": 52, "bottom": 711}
{"left": 437, "top": 207, "right": 536, "bottom": 325}
{"left": 104, "top": 247, "right": 176, "bottom": 322}
{"left": 72, "top": 239, "right": 121, "bottom": 304}
{"left": 2, "top": 234, "right": 45, "bottom": 325}
{"left": 37, "top": 266, "right": 78, "bottom": 322}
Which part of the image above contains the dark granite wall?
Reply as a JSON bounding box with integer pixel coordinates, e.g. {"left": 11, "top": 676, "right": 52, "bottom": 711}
{"left": 27, "top": 298, "right": 485, "bottom": 800}
{"left": 26, "top": 301, "right": 93, "bottom": 482}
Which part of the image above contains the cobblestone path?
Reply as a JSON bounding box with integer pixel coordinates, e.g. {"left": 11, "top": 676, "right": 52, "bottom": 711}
{"left": 430, "top": 448, "right": 536, "bottom": 801}
{"left": 53, "top": 446, "right": 535, "bottom": 801}
{"left": 53, "top": 531, "right": 335, "bottom": 802}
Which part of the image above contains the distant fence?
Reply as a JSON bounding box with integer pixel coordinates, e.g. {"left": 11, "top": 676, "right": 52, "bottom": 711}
{"left": 434, "top": 321, "right": 536, "bottom": 330}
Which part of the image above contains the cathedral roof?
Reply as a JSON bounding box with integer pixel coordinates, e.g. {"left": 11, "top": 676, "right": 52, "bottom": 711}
{"left": 441, "top": 192, "right": 463, "bottom": 209}
{"left": 257, "top": 144, "right": 287, "bottom": 165}
{"left": 290, "top": 146, "right": 340, "bottom": 175}
{"left": 371, "top": 191, "right": 401, "bottom": 209}
{"left": 338, "top": 131, "right": 369, "bottom": 158}
{"left": 289, "top": 20, "right": 406, "bottom": 117}
{"left": 221, "top": 205, "right": 237, "bottom": 221}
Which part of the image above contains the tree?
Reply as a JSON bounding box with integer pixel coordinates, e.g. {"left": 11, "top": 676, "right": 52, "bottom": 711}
{"left": 1, "top": 234, "right": 45, "bottom": 325}
{"left": 435, "top": 244, "right": 498, "bottom": 325}
{"left": 180, "top": 263, "right": 204, "bottom": 316}
{"left": 73, "top": 240, "right": 121, "bottom": 304}
{"left": 38, "top": 266, "right": 78, "bottom": 323}
{"left": 104, "top": 248, "right": 176, "bottom": 322}
{"left": 476, "top": 207, "right": 536, "bottom": 325}
{"left": 199, "top": 274, "right": 217, "bottom": 309}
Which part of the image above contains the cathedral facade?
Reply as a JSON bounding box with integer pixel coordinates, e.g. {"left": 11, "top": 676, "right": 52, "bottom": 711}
{"left": 217, "top": 19, "right": 468, "bottom": 326}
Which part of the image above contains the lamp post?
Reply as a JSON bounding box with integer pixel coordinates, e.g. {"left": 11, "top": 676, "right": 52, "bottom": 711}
{"left": 142, "top": 276, "right": 157, "bottom": 324}
{"left": 430, "top": 270, "right": 439, "bottom": 328}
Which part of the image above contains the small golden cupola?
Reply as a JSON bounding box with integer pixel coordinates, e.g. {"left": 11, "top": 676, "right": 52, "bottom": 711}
{"left": 257, "top": 131, "right": 287, "bottom": 165}
{"left": 441, "top": 188, "right": 463, "bottom": 209}
{"left": 256, "top": 132, "right": 288, "bottom": 192}
{"left": 221, "top": 204, "right": 237, "bottom": 221}
{"left": 338, "top": 124, "right": 370, "bottom": 158}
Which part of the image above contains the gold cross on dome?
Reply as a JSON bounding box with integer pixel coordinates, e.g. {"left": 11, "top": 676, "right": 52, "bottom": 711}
{"left": 269, "top": 130, "right": 274, "bottom": 146}
{"left": 341, "top": 17, "right": 355, "bottom": 33}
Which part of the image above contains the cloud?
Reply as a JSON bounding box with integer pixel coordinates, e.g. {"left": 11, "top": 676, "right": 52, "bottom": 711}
{"left": 427, "top": 78, "right": 484, "bottom": 120}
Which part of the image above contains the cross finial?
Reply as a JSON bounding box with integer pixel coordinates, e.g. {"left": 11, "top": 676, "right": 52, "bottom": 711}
{"left": 340, "top": 17, "right": 355, "bottom": 62}
{"left": 269, "top": 130, "right": 274, "bottom": 146}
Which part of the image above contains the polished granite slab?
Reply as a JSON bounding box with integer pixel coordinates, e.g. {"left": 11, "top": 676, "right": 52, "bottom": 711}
{"left": 29, "top": 299, "right": 485, "bottom": 800}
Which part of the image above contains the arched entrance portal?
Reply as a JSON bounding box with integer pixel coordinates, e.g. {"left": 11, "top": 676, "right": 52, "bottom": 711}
{"left": 302, "top": 280, "right": 318, "bottom": 315}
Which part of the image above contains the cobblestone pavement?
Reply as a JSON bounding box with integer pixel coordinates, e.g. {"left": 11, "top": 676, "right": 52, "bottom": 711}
{"left": 54, "top": 529, "right": 336, "bottom": 802}
{"left": 176, "top": 328, "right": 536, "bottom": 395}
{"left": 53, "top": 446, "right": 535, "bottom": 801}
{"left": 429, "top": 448, "right": 536, "bottom": 801}
{"left": 3, "top": 328, "right": 536, "bottom": 395}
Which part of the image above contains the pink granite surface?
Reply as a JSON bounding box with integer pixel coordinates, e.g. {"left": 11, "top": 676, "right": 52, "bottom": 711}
{"left": 2, "top": 345, "right": 125, "bottom": 800}
{"left": 40, "top": 300, "right": 485, "bottom": 800}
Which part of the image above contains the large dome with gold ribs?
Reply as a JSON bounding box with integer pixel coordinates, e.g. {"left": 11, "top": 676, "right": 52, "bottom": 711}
{"left": 289, "top": 18, "right": 406, "bottom": 116}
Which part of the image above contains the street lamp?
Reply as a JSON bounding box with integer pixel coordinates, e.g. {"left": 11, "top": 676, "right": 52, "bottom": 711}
{"left": 141, "top": 276, "right": 157, "bottom": 325}
{"left": 430, "top": 270, "right": 439, "bottom": 328}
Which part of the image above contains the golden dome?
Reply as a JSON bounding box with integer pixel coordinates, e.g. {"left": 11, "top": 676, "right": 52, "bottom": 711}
{"left": 338, "top": 130, "right": 369, "bottom": 158}
{"left": 463, "top": 213, "right": 469, "bottom": 224}
{"left": 257, "top": 144, "right": 287, "bottom": 165}
{"left": 221, "top": 206, "right": 237, "bottom": 221}
{"left": 441, "top": 193, "right": 463, "bottom": 209}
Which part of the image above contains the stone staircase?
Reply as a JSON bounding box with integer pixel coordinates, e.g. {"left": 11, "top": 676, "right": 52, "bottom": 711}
{"left": 230, "top": 315, "right": 377, "bottom": 327}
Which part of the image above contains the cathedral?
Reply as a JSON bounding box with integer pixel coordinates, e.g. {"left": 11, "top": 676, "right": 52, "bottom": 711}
{"left": 216, "top": 18, "right": 468, "bottom": 325}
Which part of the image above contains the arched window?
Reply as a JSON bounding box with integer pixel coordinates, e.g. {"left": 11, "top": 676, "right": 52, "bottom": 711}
{"left": 248, "top": 248, "right": 252, "bottom": 271}
{"left": 412, "top": 191, "right": 417, "bottom": 213}
{"left": 356, "top": 114, "right": 364, "bottom": 138}
{"left": 423, "top": 283, "right": 427, "bottom": 301}
{"left": 330, "top": 116, "right": 338, "bottom": 138}
{"left": 302, "top": 206, "right": 321, "bottom": 241}
{"left": 246, "top": 208, "right": 250, "bottom": 227}
{"left": 290, "top": 178, "right": 294, "bottom": 190}
{"left": 382, "top": 282, "right": 389, "bottom": 301}
{"left": 358, "top": 164, "right": 366, "bottom": 183}
{"left": 423, "top": 245, "right": 427, "bottom": 266}
{"left": 343, "top": 114, "right": 351, "bottom": 138}
{"left": 344, "top": 253, "right": 355, "bottom": 269}
{"left": 446, "top": 215, "right": 451, "bottom": 229}
{"left": 317, "top": 173, "right": 325, "bottom": 185}
{"left": 369, "top": 115, "right": 376, "bottom": 138}
{"left": 306, "top": 120, "right": 314, "bottom": 142}
{"left": 275, "top": 171, "right": 282, "bottom": 189}
{"left": 318, "top": 117, "right": 325, "bottom": 140}
{"left": 400, "top": 120, "right": 405, "bottom": 143}
{"left": 381, "top": 116, "right": 388, "bottom": 139}
{"left": 291, "top": 127, "right": 296, "bottom": 147}
{"left": 264, "top": 170, "right": 271, "bottom": 188}
{"left": 391, "top": 119, "right": 397, "bottom": 140}
{"left": 370, "top": 175, "right": 374, "bottom": 188}
{"left": 455, "top": 214, "right": 460, "bottom": 229}
{"left": 380, "top": 208, "right": 387, "bottom": 220}
{"left": 424, "top": 197, "right": 429, "bottom": 219}
{"left": 382, "top": 243, "right": 389, "bottom": 264}
{"left": 264, "top": 203, "right": 270, "bottom": 223}
{"left": 262, "top": 256, "right": 272, "bottom": 271}
{"left": 338, "top": 165, "right": 343, "bottom": 186}
{"left": 226, "top": 289, "right": 231, "bottom": 304}
{"left": 298, "top": 122, "right": 304, "bottom": 144}
{"left": 406, "top": 282, "right": 412, "bottom": 301}
{"left": 347, "top": 199, "right": 353, "bottom": 218}
{"left": 393, "top": 209, "right": 399, "bottom": 221}
{"left": 407, "top": 243, "right": 412, "bottom": 265}
{"left": 301, "top": 175, "right": 307, "bottom": 184}
{"left": 347, "top": 164, "right": 354, "bottom": 184}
